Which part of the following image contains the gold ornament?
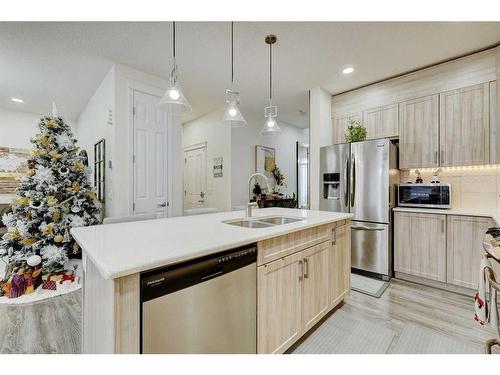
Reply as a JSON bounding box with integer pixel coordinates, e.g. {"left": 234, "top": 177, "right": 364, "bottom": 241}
{"left": 17, "top": 196, "right": 29, "bottom": 206}
{"left": 75, "top": 160, "right": 84, "bottom": 171}
{"left": 67, "top": 181, "right": 80, "bottom": 193}
{"left": 41, "top": 223, "right": 54, "bottom": 236}
{"left": 46, "top": 196, "right": 58, "bottom": 207}
{"left": 28, "top": 169, "right": 35, "bottom": 176}
{"left": 45, "top": 119, "right": 58, "bottom": 128}
{"left": 54, "top": 235, "right": 64, "bottom": 243}
{"left": 73, "top": 242, "right": 80, "bottom": 255}
{"left": 52, "top": 209, "right": 61, "bottom": 221}
{"left": 40, "top": 135, "right": 51, "bottom": 148}
{"left": 49, "top": 150, "right": 62, "bottom": 160}
{"left": 31, "top": 148, "right": 44, "bottom": 158}
{"left": 20, "top": 237, "right": 38, "bottom": 246}
{"left": 86, "top": 191, "right": 97, "bottom": 201}
{"left": 7, "top": 227, "right": 20, "bottom": 240}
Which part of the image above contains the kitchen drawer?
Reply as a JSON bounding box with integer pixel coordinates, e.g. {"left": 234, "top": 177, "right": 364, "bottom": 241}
{"left": 257, "top": 223, "right": 335, "bottom": 266}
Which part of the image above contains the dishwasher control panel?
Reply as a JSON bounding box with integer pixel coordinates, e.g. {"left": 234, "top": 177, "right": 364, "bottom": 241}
{"left": 140, "top": 244, "right": 257, "bottom": 303}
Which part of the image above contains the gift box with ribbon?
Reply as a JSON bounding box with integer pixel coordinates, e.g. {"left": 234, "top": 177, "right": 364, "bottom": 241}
{"left": 56, "top": 273, "right": 79, "bottom": 291}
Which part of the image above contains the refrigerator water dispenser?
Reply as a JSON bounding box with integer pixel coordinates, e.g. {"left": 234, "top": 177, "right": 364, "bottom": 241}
{"left": 322, "top": 173, "right": 340, "bottom": 200}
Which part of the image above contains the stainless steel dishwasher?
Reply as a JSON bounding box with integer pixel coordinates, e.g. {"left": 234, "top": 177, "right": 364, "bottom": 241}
{"left": 140, "top": 245, "right": 257, "bottom": 354}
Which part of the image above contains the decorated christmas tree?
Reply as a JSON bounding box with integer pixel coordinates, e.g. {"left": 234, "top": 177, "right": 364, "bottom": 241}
{"left": 0, "top": 115, "right": 101, "bottom": 278}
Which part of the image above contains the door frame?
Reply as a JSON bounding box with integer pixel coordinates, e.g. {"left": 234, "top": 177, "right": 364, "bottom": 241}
{"left": 128, "top": 82, "right": 173, "bottom": 218}
{"left": 183, "top": 141, "right": 208, "bottom": 210}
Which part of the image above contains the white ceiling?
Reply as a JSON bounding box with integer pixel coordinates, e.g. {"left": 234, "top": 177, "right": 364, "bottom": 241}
{"left": 1, "top": 22, "right": 500, "bottom": 128}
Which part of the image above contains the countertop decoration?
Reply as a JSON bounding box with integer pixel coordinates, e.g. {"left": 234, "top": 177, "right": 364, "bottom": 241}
{"left": 345, "top": 119, "right": 367, "bottom": 142}
{"left": 0, "top": 115, "right": 100, "bottom": 300}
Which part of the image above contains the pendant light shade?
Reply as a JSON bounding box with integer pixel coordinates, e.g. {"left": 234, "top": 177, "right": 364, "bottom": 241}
{"left": 260, "top": 34, "right": 281, "bottom": 136}
{"left": 222, "top": 89, "right": 246, "bottom": 127}
{"left": 222, "top": 22, "right": 246, "bottom": 127}
{"left": 158, "top": 22, "right": 191, "bottom": 112}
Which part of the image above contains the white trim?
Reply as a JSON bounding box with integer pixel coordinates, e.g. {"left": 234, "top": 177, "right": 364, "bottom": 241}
{"left": 183, "top": 141, "right": 207, "bottom": 152}
{"left": 128, "top": 85, "right": 172, "bottom": 218}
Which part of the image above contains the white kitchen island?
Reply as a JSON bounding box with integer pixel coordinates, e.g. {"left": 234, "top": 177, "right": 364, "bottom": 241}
{"left": 71, "top": 207, "right": 352, "bottom": 354}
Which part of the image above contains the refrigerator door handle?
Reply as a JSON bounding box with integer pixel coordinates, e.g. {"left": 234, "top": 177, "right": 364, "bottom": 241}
{"left": 350, "top": 153, "right": 355, "bottom": 207}
{"left": 351, "top": 225, "right": 385, "bottom": 231}
{"left": 343, "top": 154, "right": 349, "bottom": 207}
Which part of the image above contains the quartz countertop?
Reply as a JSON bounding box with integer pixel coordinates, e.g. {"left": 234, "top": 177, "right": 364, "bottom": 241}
{"left": 393, "top": 207, "right": 500, "bottom": 226}
{"left": 71, "top": 208, "right": 353, "bottom": 280}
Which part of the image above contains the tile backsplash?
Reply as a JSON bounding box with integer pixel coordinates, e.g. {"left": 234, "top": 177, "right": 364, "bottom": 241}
{"left": 400, "top": 166, "right": 500, "bottom": 210}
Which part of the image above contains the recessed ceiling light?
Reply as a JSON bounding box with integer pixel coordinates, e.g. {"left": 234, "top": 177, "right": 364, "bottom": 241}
{"left": 342, "top": 67, "right": 354, "bottom": 75}
{"left": 11, "top": 97, "right": 24, "bottom": 103}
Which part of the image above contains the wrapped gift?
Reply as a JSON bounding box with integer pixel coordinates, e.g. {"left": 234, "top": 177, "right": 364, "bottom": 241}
{"left": 56, "top": 273, "right": 79, "bottom": 291}
{"left": 41, "top": 272, "right": 64, "bottom": 290}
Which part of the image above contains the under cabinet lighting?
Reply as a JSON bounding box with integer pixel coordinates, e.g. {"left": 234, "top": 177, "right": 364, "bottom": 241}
{"left": 342, "top": 67, "right": 354, "bottom": 75}
{"left": 11, "top": 97, "right": 24, "bottom": 103}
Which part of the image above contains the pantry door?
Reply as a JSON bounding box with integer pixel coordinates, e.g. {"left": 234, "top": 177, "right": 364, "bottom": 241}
{"left": 132, "top": 90, "right": 169, "bottom": 218}
{"left": 183, "top": 143, "right": 207, "bottom": 210}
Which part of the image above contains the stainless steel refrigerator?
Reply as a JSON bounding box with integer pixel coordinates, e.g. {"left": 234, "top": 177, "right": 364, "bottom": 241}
{"left": 319, "top": 139, "right": 399, "bottom": 278}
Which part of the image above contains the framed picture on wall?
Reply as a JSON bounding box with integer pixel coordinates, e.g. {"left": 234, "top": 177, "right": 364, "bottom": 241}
{"left": 255, "top": 145, "right": 275, "bottom": 190}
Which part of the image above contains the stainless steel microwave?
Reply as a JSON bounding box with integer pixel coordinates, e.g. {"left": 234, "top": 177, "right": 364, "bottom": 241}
{"left": 398, "top": 183, "right": 451, "bottom": 209}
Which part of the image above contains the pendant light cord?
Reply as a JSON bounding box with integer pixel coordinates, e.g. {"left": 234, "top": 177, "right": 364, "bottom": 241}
{"left": 231, "top": 21, "right": 234, "bottom": 85}
{"left": 172, "top": 21, "right": 176, "bottom": 60}
{"left": 269, "top": 41, "right": 272, "bottom": 102}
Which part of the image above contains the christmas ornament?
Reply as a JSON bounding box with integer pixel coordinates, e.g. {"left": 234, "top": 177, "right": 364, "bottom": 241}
{"left": 48, "top": 150, "right": 62, "bottom": 160}
{"left": 20, "top": 238, "right": 38, "bottom": 247}
{"left": 54, "top": 235, "right": 64, "bottom": 243}
{"left": 71, "top": 205, "right": 81, "bottom": 213}
{"left": 58, "top": 167, "right": 69, "bottom": 176}
{"left": 29, "top": 200, "right": 43, "bottom": 210}
{"left": 46, "top": 196, "right": 58, "bottom": 207}
{"left": 75, "top": 160, "right": 84, "bottom": 172}
{"left": 27, "top": 254, "right": 42, "bottom": 267}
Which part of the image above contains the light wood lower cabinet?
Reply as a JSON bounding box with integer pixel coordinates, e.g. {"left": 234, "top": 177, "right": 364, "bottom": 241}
{"left": 257, "top": 223, "right": 350, "bottom": 354}
{"left": 257, "top": 251, "right": 303, "bottom": 354}
{"left": 447, "top": 215, "right": 494, "bottom": 289}
{"left": 301, "top": 242, "right": 331, "bottom": 333}
{"left": 394, "top": 212, "right": 447, "bottom": 282}
{"left": 330, "top": 224, "right": 351, "bottom": 307}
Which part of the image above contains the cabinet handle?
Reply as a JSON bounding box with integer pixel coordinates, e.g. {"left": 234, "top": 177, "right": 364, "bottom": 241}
{"left": 442, "top": 219, "right": 445, "bottom": 233}
{"left": 441, "top": 150, "right": 445, "bottom": 165}
{"left": 332, "top": 229, "right": 337, "bottom": 245}
{"left": 298, "top": 260, "right": 304, "bottom": 281}
{"left": 434, "top": 151, "right": 438, "bottom": 165}
{"left": 304, "top": 259, "right": 309, "bottom": 279}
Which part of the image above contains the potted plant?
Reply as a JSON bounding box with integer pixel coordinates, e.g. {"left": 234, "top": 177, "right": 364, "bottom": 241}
{"left": 345, "top": 119, "right": 367, "bottom": 142}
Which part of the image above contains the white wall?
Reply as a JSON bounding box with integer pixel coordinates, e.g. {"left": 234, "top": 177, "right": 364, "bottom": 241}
{"left": 231, "top": 109, "right": 307, "bottom": 209}
{"left": 75, "top": 66, "right": 115, "bottom": 217}
{"left": 0, "top": 107, "right": 45, "bottom": 149}
{"left": 183, "top": 108, "right": 231, "bottom": 212}
{"left": 309, "top": 87, "right": 332, "bottom": 210}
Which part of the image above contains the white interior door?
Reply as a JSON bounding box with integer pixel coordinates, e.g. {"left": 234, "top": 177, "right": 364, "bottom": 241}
{"left": 184, "top": 144, "right": 207, "bottom": 209}
{"left": 133, "top": 90, "right": 169, "bottom": 218}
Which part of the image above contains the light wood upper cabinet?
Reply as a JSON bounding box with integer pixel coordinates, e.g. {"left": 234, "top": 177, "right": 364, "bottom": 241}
{"left": 446, "top": 215, "right": 494, "bottom": 289}
{"left": 399, "top": 95, "right": 439, "bottom": 169}
{"left": 333, "top": 114, "right": 360, "bottom": 144}
{"left": 257, "top": 251, "right": 303, "bottom": 354}
{"left": 439, "top": 83, "right": 490, "bottom": 167}
{"left": 330, "top": 224, "right": 351, "bottom": 307}
{"left": 362, "top": 103, "right": 398, "bottom": 140}
{"left": 394, "top": 212, "right": 447, "bottom": 282}
{"left": 301, "top": 241, "right": 331, "bottom": 333}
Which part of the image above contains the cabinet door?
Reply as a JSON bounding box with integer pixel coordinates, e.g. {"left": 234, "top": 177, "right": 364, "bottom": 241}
{"left": 399, "top": 95, "right": 439, "bottom": 169}
{"left": 439, "top": 83, "right": 490, "bottom": 167}
{"left": 362, "top": 103, "right": 398, "bottom": 140}
{"left": 333, "top": 114, "right": 360, "bottom": 144}
{"left": 257, "top": 251, "right": 303, "bottom": 354}
{"left": 301, "top": 241, "right": 331, "bottom": 332}
{"left": 447, "top": 215, "right": 494, "bottom": 289}
{"left": 394, "top": 212, "right": 447, "bottom": 282}
{"left": 330, "top": 224, "right": 351, "bottom": 308}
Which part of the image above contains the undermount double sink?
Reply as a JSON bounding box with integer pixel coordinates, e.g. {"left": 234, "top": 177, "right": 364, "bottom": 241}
{"left": 223, "top": 215, "right": 305, "bottom": 228}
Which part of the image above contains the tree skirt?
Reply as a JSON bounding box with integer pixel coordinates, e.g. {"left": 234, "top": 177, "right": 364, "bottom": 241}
{"left": 0, "top": 283, "right": 81, "bottom": 305}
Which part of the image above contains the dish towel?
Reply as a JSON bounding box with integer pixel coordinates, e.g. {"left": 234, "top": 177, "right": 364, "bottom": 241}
{"left": 474, "top": 254, "right": 499, "bottom": 333}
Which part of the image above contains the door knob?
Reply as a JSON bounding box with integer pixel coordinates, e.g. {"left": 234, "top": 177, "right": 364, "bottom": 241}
{"left": 200, "top": 192, "right": 205, "bottom": 198}
{"left": 158, "top": 202, "right": 167, "bottom": 207}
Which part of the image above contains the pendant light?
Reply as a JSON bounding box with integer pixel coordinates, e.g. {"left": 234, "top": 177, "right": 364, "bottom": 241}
{"left": 222, "top": 22, "right": 246, "bottom": 127}
{"left": 158, "top": 21, "right": 191, "bottom": 112}
{"left": 260, "top": 34, "right": 281, "bottom": 136}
